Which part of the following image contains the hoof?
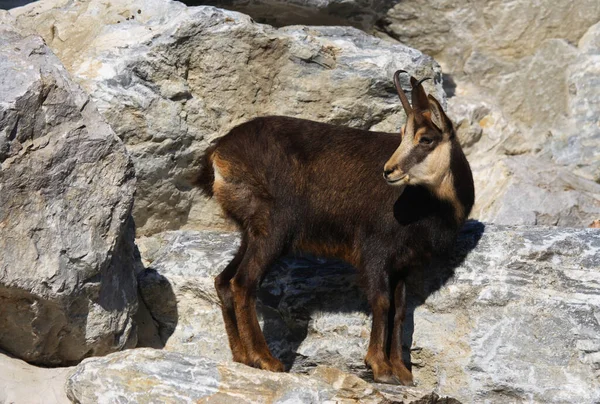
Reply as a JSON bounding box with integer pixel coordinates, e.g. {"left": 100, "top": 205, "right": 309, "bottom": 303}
{"left": 253, "top": 356, "right": 285, "bottom": 372}
{"left": 392, "top": 363, "right": 414, "bottom": 386}
{"left": 374, "top": 373, "right": 402, "bottom": 385}
{"left": 232, "top": 352, "right": 250, "bottom": 366}
{"left": 396, "top": 373, "right": 414, "bottom": 386}
{"left": 366, "top": 356, "right": 404, "bottom": 385}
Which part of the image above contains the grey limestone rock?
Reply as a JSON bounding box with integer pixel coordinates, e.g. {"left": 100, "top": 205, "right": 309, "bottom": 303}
{"left": 11, "top": 0, "right": 443, "bottom": 235}
{"left": 66, "top": 348, "right": 459, "bottom": 403}
{"left": 137, "top": 224, "right": 600, "bottom": 403}
{"left": 0, "top": 13, "right": 138, "bottom": 365}
{"left": 379, "top": 2, "right": 600, "bottom": 226}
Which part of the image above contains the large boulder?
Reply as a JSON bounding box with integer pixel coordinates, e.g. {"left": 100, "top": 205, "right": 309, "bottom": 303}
{"left": 469, "top": 154, "right": 600, "bottom": 226}
{"left": 378, "top": 0, "right": 600, "bottom": 83}
{"left": 66, "top": 348, "right": 459, "bottom": 403}
{"left": 11, "top": 0, "right": 443, "bottom": 235}
{"left": 0, "top": 13, "right": 138, "bottom": 365}
{"left": 136, "top": 223, "right": 600, "bottom": 403}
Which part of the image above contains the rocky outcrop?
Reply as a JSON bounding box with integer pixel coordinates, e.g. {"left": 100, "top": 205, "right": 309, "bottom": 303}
{"left": 11, "top": 0, "right": 442, "bottom": 235}
{"left": 1, "top": 1, "right": 598, "bottom": 402}
{"left": 378, "top": 0, "right": 600, "bottom": 87}
{"left": 118, "top": 0, "right": 600, "bottom": 228}
{"left": 379, "top": 2, "right": 600, "bottom": 226}
{"left": 136, "top": 224, "right": 600, "bottom": 403}
{"left": 467, "top": 154, "right": 600, "bottom": 226}
{"left": 66, "top": 348, "right": 459, "bottom": 403}
{"left": 0, "top": 13, "right": 138, "bottom": 365}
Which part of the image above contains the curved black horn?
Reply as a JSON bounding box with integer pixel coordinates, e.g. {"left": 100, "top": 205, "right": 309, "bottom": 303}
{"left": 416, "top": 77, "right": 432, "bottom": 87}
{"left": 393, "top": 70, "right": 412, "bottom": 116}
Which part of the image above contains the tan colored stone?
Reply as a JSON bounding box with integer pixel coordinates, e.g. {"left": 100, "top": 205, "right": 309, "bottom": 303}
{"left": 11, "top": 0, "right": 442, "bottom": 235}
{"left": 379, "top": 0, "right": 600, "bottom": 73}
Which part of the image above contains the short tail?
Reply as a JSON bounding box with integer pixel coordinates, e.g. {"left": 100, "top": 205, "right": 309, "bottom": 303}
{"left": 195, "top": 144, "right": 217, "bottom": 197}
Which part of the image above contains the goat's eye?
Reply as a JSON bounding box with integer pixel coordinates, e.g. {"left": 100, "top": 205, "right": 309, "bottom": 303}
{"left": 420, "top": 137, "right": 433, "bottom": 145}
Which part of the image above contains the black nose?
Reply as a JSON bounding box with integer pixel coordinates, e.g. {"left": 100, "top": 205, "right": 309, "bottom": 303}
{"left": 383, "top": 168, "right": 394, "bottom": 179}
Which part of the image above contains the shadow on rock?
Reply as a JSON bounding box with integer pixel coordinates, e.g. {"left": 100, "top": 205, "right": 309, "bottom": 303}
{"left": 259, "top": 256, "right": 370, "bottom": 372}
{"left": 257, "top": 220, "right": 485, "bottom": 378}
{"left": 135, "top": 267, "right": 179, "bottom": 349}
{"left": 402, "top": 220, "right": 485, "bottom": 371}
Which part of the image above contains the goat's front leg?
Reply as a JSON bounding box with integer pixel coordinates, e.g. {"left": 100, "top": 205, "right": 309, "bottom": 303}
{"left": 389, "top": 279, "right": 414, "bottom": 386}
{"left": 363, "top": 261, "right": 398, "bottom": 384}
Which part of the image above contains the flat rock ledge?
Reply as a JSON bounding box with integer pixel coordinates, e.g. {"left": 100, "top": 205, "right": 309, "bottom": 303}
{"left": 136, "top": 223, "right": 600, "bottom": 403}
{"left": 66, "top": 348, "right": 458, "bottom": 404}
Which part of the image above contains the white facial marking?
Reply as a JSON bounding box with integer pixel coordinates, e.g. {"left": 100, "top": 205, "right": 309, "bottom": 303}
{"left": 408, "top": 141, "right": 452, "bottom": 187}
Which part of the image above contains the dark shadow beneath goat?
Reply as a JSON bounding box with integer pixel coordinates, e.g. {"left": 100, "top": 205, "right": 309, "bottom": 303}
{"left": 257, "top": 220, "right": 485, "bottom": 378}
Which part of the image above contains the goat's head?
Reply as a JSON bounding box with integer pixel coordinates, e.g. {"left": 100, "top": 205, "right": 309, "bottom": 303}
{"left": 383, "top": 71, "right": 456, "bottom": 190}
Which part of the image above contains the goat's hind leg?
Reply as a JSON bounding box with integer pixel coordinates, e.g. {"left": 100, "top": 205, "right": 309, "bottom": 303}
{"left": 215, "top": 235, "right": 250, "bottom": 364}
{"left": 230, "top": 232, "right": 285, "bottom": 372}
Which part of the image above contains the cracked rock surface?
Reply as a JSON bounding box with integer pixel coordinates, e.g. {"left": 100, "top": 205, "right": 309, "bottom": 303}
{"left": 66, "top": 348, "right": 460, "bottom": 404}
{"left": 0, "top": 12, "right": 138, "bottom": 366}
{"left": 136, "top": 223, "right": 600, "bottom": 403}
{"left": 11, "top": 0, "right": 442, "bottom": 235}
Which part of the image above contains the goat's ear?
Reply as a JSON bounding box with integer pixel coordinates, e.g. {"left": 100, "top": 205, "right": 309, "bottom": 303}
{"left": 410, "top": 76, "right": 430, "bottom": 115}
{"left": 427, "top": 94, "right": 454, "bottom": 136}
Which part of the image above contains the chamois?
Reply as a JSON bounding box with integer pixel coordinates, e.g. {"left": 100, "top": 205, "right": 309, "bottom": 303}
{"left": 196, "top": 71, "right": 475, "bottom": 385}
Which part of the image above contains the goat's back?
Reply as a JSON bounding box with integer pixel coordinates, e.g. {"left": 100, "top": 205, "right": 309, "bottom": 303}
{"left": 212, "top": 116, "right": 403, "bottom": 220}
{"left": 203, "top": 116, "right": 459, "bottom": 262}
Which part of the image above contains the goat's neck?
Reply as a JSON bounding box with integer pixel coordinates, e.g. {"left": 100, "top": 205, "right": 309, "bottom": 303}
{"left": 429, "top": 171, "right": 465, "bottom": 226}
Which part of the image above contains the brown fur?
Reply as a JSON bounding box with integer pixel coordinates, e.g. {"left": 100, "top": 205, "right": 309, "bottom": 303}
{"left": 197, "top": 75, "right": 475, "bottom": 385}
{"left": 295, "top": 239, "right": 361, "bottom": 268}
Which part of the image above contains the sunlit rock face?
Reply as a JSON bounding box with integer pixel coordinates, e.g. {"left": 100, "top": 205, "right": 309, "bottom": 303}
{"left": 379, "top": 1, "right": 600, "bottom": 226}
{"left": 66, "top": 348, "right": 460, "bottom": 404}
{"left": 0, "top": 12, "right": 138, "bottom": 366}
{"left": 11, "top": 0, "right": 442, "bottom": 236}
